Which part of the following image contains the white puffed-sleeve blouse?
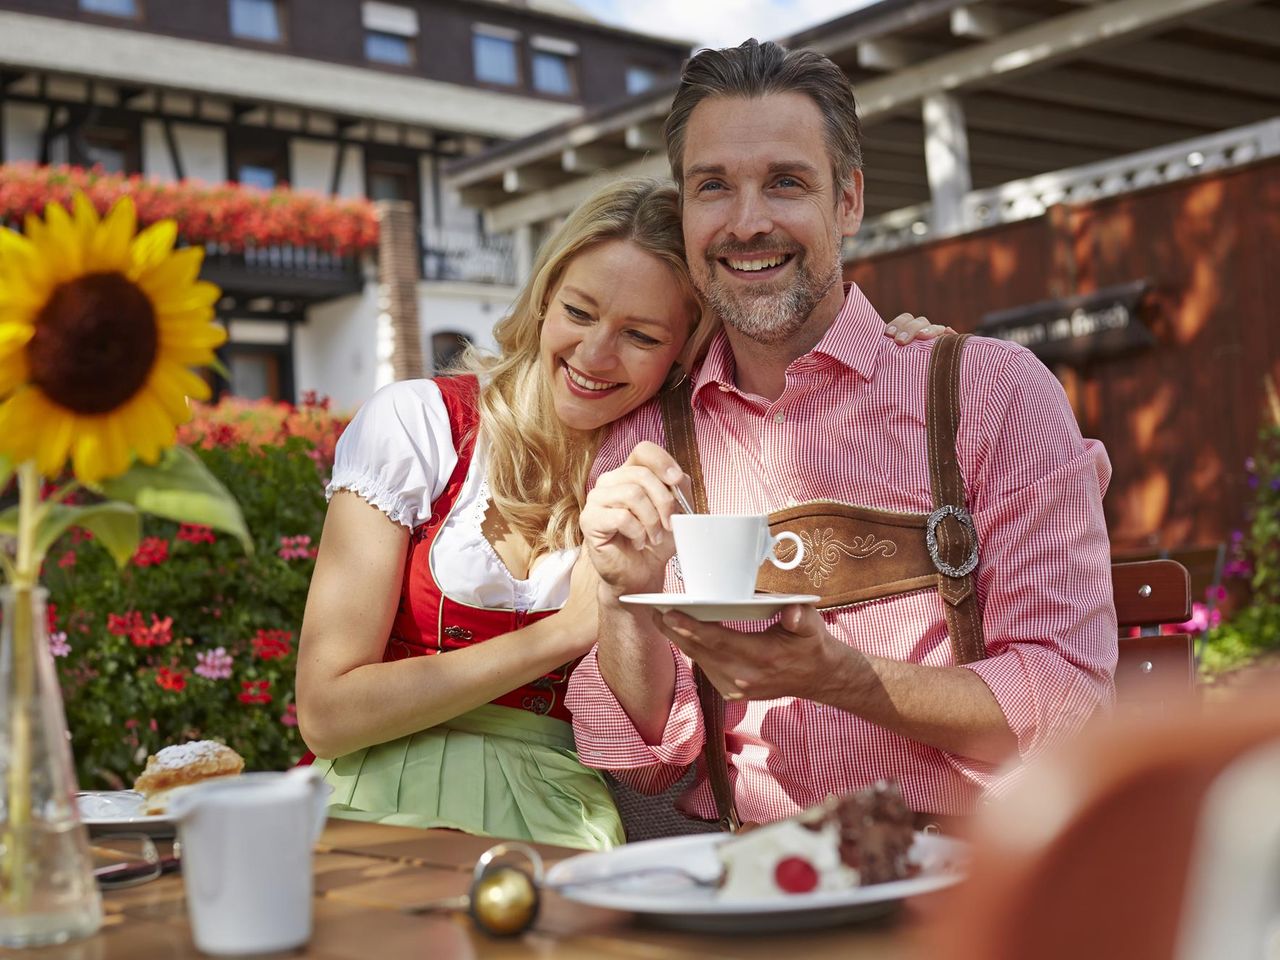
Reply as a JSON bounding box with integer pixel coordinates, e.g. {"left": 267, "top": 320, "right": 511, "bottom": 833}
{"left": 325, "top": 380, "right": 576, "bottom": 612}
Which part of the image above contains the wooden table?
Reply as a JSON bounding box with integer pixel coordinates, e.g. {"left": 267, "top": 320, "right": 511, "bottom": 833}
{"left": 59, "top": 820, "right": 928, "bottom": 959}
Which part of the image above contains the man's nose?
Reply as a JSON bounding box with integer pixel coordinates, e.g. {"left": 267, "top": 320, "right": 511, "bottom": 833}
{"left": 726, "top": 189, "right": 773, "bottom": 242}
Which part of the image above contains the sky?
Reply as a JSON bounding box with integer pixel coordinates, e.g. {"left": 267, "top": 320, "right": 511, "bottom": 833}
{"left": 570, "top": 0, "right": 881, "bottom": 49}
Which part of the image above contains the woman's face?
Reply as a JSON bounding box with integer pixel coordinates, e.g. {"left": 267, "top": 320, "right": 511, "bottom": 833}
{"left": 540, "top": 239, "right": 694, "bottom": 432}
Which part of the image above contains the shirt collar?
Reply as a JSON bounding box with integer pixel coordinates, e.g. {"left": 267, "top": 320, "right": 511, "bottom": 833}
{"left": 690, "top": 283, "right": 884, "bottom": 405}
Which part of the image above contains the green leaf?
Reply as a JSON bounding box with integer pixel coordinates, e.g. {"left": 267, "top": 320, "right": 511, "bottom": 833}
{"left": 0, "top": 453, "right": 12, "bottom": 493}
{"left": 97, "top": 447, "right": 253, "bottom": 554}
{"left": 35, "top": 503, "right": 141, "bottom": 568}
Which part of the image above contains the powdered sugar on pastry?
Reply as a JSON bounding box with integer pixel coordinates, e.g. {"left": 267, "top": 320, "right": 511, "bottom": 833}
{"left": 133, "top": 740, "right": 244, "bottom": 814}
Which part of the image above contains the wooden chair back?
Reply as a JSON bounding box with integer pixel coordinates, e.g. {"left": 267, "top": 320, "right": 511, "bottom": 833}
{"left": 1112, "top": 559, "right": 1196, "bottom": 709}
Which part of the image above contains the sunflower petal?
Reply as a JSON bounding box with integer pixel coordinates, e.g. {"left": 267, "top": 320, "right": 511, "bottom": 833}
{"left": 42, "top": 199, "right": 84, "bottom": 282}
{"left": 128, "top": 220, "right": 179, "bottom": 279}
{"left": 87, "top": 195, "right": 136, "bottom": 273}
{"left": 136, "top": 246, "right": 205, "bottom": 300}
{"left": 0, "top": 346, "right": 29, "bottom": 395}
{"left": 34, "top": 406, "right": 75, "bottom": 477}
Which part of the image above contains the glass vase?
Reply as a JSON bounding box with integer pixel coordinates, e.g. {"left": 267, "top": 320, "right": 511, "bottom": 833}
{"left": 0, "top": 585, "right": 103, "bottom": 947}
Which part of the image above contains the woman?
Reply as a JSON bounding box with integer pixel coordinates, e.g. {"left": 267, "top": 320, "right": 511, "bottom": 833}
{"left": 296, "top": 178, "right": 944, "bottom": 850}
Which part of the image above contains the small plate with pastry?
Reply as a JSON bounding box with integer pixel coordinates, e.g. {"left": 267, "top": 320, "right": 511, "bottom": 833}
{"left": 78, "top": 740, "right": 245, "bottom": 836}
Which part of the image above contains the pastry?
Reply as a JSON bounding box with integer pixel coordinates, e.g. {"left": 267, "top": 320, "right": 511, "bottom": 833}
{"left": 132, "top": 740, "right": 245, "bottom": 814}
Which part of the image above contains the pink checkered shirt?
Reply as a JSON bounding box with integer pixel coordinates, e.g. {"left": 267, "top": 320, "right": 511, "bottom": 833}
{"left": 566, "top": 284, "right": 1117, "bottom": 820}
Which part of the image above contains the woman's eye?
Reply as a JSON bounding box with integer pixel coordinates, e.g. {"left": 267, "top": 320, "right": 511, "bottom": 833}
{"left": 563, "top": 304, "right": 591, "bottom": 322}
{"left": 628, "top": 331, "right": 661, "bottom": 346}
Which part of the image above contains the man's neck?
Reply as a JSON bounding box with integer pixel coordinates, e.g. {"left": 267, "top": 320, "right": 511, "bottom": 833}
{"left": 725, "top": 283, "right": 847, "bottom": 401}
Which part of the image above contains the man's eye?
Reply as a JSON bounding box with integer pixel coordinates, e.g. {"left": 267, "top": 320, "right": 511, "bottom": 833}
{"left": 775, "top": 176, "right": 801, "bottom": 189}
{"left": 696, "top": 180, "right": 724, "bottom": 193}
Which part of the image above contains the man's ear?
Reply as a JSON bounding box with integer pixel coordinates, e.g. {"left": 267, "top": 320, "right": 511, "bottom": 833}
{"left": 837, "top": 169, "right": 864, "bottom": 239}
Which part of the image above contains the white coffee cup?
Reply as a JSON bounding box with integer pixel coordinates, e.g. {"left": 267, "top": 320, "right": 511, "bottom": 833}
{"left": 671, "top": 514, "right": 805, "bottom": 600}
{"left": 167, "top": 767, "right": 330, "bottom": 956}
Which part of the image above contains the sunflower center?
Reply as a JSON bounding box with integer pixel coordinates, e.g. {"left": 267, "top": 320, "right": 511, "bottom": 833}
{"left": 28, "top": 272, "right": 158, "bottom": 414}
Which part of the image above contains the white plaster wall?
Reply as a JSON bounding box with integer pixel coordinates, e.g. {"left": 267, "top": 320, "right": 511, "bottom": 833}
{"left": 289, "top": 138, "right": 338, "bottom": 194}
{"left": 336, "top": 144, "right": 365, "bottom": 199}
{"left": 293, "top": 278, "right": 381, "bottom": 416}
{"left": 174, "top": 124, "right": 226, "bottom": 184}
{"left": 141, "top": 119, "right": 176, "bottom": 182}
{"left": 418, "top": 282, "right": 518, "bottom": 366}
{"left": 2, "top": 103, "right": 44, "bottom": 162}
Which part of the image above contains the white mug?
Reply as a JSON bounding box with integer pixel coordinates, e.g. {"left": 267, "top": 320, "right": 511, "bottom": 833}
{"left": 167, "top": 767, "right": 330, "bottom": 956}
{"left": 671, "top": 514, "right": 805, "bottom": 600}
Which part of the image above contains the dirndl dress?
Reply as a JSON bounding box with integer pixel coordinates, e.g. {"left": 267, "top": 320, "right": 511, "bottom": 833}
{"left": 310, "top": 375, "right": 624, "bottom": 850}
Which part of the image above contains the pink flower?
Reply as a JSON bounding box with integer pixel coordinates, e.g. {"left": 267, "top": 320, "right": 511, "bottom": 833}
{"left": 1173, "top": 602, "right": 1221, "bottom": 636}
{"left": 281, "top": 703, "right": 298, "bottom": 727}
{"left": 195, "top": 647, "right": 234, "bottom": 680}
{"left": 277, "top": 534, "right": 317, "bottom": 561}
{"left": 57, "top": 550, "right": 76, "bottom": 570}
{"left": 49, "top": 631, "right": 71, "bottom": 658}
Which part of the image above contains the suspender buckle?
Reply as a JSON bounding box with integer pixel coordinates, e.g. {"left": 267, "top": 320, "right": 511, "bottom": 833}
{"left": 926, "top": 505, "right": 979, "bottom": 578}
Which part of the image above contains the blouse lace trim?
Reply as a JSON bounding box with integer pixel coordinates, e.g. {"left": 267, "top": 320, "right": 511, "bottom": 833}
{"left": 325, "top": 473, "right": 417, "bottom": 528}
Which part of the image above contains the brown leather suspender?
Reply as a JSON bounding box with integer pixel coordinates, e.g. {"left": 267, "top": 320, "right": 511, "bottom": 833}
{"left": 656, "top": 334, "right": 985, "bottom": 830}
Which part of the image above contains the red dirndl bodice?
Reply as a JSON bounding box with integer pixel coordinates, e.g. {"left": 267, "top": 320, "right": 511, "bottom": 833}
{"left": 385, "top": 375, "right": 573, "bottom": 721}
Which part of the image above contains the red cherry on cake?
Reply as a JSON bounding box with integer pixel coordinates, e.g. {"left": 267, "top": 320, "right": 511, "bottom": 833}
{"left": 774, "top": 856, "right": 819, "bottom": 894}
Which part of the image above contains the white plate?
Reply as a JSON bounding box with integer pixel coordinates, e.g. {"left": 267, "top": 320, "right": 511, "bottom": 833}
{"left": 619, "top": 593, "right": 821, "bottom": 622}
{"left": 77, "top": 791, "right": 173, "bottom": 836}
{"left": 547, "top": 831, "right": 965, "bottom": 934}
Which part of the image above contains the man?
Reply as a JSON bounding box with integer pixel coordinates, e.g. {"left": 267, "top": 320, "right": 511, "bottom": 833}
{"left": 565, "top": 40, "right": 1116, "bottom": 825}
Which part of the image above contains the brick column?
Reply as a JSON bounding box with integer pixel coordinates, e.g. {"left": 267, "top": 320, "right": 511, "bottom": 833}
{"left": 376, "top": 200, "right": 424, "bottom": 381}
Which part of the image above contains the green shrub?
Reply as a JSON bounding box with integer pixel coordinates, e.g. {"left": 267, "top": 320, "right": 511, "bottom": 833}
{"left": 43, "top": 398, "right": 344, "bottom": 788}
{"left": 1200, "top": 419, "right": 1280, "bottom": 676}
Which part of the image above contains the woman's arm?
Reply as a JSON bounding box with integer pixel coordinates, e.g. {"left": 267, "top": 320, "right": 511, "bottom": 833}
{"left": 296, "top": 491, "right": 599, "bottom": 759}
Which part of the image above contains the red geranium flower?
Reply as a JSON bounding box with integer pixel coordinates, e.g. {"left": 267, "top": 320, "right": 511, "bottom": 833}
{"left": 132, "top": 537, "right": 170, "bottom": 567}
{"left": 155, "top": 667, "right": 187, "bottom": 692}
{"left": 238, "top": 680, "right": 272, "bottom": 705}
{"left": 177, "top": 524, "right": 216, "bottom": 545}
{"left": 130, "top": 615, "right": 174, "bottom": 649}
{"left": 252, "top": 629, "right": 293, "bottom": 661}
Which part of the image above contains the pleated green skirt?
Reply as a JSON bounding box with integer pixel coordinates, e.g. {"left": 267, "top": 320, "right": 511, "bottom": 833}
{"left": 311, "top": 704, "right": 625, "bottom": 851}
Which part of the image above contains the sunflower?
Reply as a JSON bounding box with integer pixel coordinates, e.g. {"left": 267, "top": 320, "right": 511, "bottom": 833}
{"left": 0, "top": 194, "right": 225, "bottom": 483}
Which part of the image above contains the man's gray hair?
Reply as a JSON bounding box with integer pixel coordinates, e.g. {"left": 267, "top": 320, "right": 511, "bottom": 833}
{"left": 664, "top": 39, "right": 864, "bottom": 192}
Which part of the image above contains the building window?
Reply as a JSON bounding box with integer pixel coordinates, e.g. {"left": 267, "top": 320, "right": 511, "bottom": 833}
{"left": 79, "top": 125, "right": 141, "bottom": 174}
{"left": 230, "top": 134, "right": 289, "bottom": 190}
{"left": 230, "top": 0, "right": 283, "bottom": 43}
{"left": 626, "top": 65, "right": 659, "bottom": 95}
{"left": 473, "top": 26, "right": 520, "bottom": 86}
{"left": 530, "top": 37, "right": 577, "bottom": 96}
{"left": 79, "top": 0, "right": 138, "bottom": 16}
{"left": 363, "top": 2, "right": 418, "bottom": 67}
{"left": 432, "top": 332, "right": 472, "bottom": 375}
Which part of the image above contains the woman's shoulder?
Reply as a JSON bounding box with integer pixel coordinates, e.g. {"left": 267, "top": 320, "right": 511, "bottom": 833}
{"left": 327, "top": 379, "right": 463, "bottom": 526}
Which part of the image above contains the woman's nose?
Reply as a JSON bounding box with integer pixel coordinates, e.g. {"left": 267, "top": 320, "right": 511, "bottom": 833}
{"left": 575, "top": 328, "right": 618, "bottom": 369}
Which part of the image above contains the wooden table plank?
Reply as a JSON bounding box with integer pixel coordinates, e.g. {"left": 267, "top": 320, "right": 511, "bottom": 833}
{"left": 72, "top": 819, "right": 921, "bottom": 959}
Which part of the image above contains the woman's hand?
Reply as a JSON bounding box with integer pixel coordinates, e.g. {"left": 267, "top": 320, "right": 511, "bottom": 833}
{"left": 885, "top": 313, "right": 956, "bottom": 344}
{"left": 553, "top": 551, "right": 604, "bottom": 658}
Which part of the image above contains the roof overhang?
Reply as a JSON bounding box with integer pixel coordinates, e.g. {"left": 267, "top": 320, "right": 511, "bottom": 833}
{"left": 445, "top": 0, "right": 1279, "bottom": 231}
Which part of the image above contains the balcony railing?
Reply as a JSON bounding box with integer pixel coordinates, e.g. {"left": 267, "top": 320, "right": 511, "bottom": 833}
{"left": 201, "top": 242, "right": 365, "bottom": 300}
{"left": 421, "top": 229, "right": 517, "bottom": 287}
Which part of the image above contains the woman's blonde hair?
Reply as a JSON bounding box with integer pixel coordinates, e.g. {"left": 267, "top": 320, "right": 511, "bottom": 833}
{"left": 461, "top": 178, "right": 717, "bottom": 555}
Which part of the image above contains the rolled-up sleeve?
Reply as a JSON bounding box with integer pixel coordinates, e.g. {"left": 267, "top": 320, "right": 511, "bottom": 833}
{"left": 567, "top": 644, "right": 706, "bottom": 794}
{"left": 949, "top": 349, "right": 1117, "bottom": 793}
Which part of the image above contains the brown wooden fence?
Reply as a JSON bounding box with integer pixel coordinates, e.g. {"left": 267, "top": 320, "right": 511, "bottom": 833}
{"left": 846, "top": 156, "right": 1280, "bottom": 567}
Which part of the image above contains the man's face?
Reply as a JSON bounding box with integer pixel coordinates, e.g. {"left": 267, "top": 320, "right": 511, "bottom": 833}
{"left": 680, "top": 92, "right": 863, "bottom": 344}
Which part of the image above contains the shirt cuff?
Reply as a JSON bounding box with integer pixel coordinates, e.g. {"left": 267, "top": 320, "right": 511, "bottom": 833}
{"left": 567, "top": 645, "right": 705, "bottom": 771}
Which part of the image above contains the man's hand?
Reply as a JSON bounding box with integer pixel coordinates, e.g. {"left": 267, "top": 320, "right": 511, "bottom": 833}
{"left": 653, "top": 603, "right": 841, "bottom": 702}
{"left": 581, "top": 442, "right": 686, "bottom": 597}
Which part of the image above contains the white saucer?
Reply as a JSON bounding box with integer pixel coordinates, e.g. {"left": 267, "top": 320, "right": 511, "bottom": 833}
{"left": 619, "top": 593, "right": 821, "bottom": 622}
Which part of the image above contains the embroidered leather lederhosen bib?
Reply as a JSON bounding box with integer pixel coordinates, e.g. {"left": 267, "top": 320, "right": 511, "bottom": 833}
{"left": 658, "top": 334, "right": 985, "bottom": 829}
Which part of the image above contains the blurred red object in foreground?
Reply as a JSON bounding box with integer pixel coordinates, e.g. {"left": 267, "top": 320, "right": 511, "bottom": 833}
{"left": 923, "top": 678, "right": 1280, "bottom": 960}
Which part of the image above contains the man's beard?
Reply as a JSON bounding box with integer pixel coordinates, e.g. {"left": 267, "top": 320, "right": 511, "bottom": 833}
{"left": 698, "top": 238, "right": 842, "bottom": 345}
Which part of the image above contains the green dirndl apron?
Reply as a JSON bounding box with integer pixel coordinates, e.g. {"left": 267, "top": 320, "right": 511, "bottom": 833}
{"left": 311, "top": 703, "right": 625, "bottom": 851}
